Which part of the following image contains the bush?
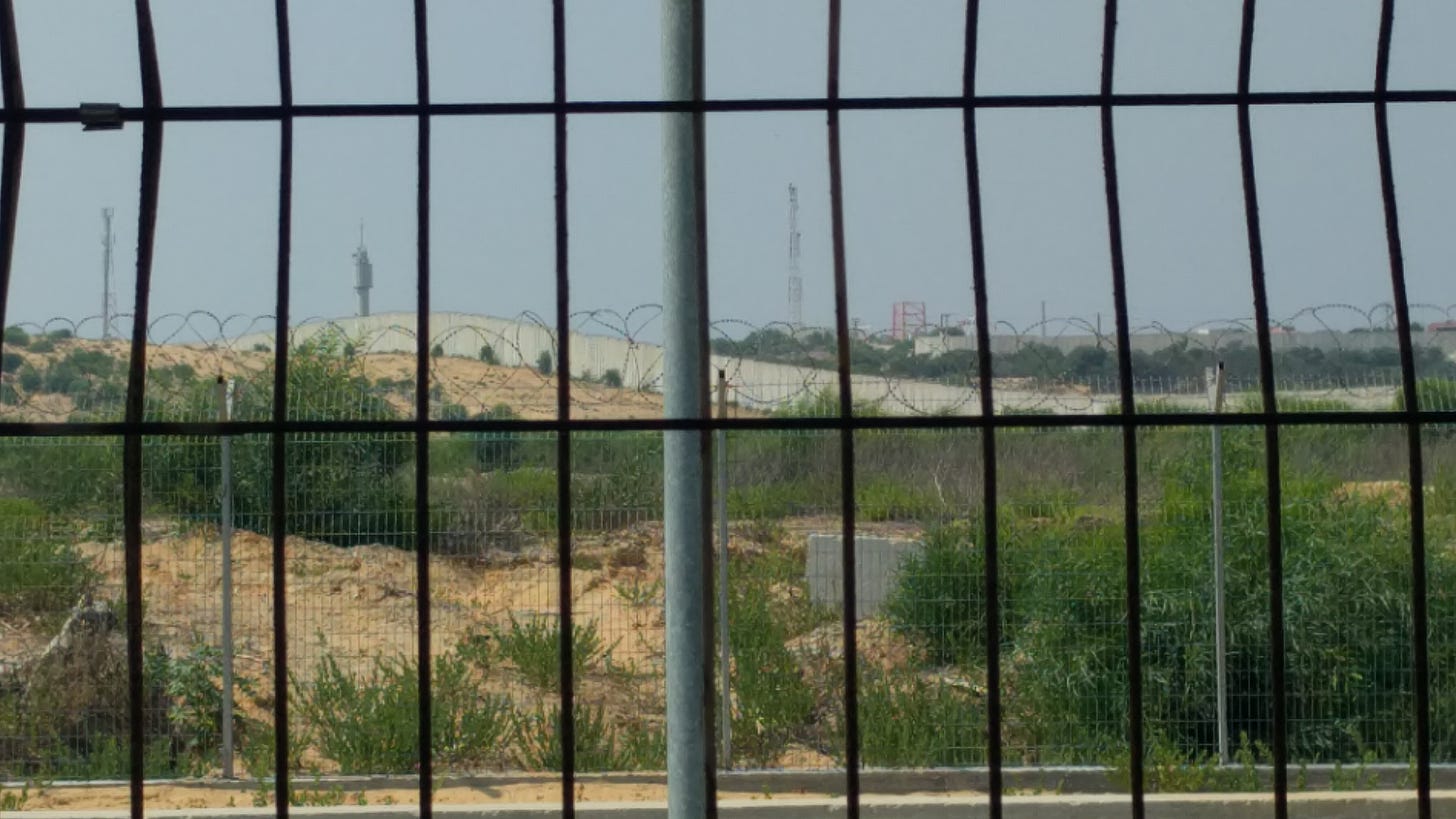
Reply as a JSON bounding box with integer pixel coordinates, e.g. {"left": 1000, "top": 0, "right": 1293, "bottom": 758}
{"left": 857, "top": 672, "right": 983, "bottom": 767}
{"left": 295, "top": 650, "right": 512, "bottom": 773}
{"left": 536, "top": 350, "right": 553, "bottom": 376}
{"left": 0, "top": 438, "right": 121, "bottom": 515}
{"left": 16, "top": 364, "right": 39, "bottom": 392}
{"left": 3, "top": 326, "right": 29, "bottom": 348}
{"left": 142, "top": 341, "right": 415, "bottom": 548}
{"left": 0, "top": 498, "right": 94, "bottom": 617}
{"left": 491, "top": 615, "right": 614, "bottom": 692}
{"left": 0, "top": 353, "right": 20, "bottom": 374}
{"left": 602, "top": 368, "right": 623, "bottom": 388}
{"left": 883, "top": 521, "right": 985, "bottom": 665}
{"left": 512, "top": 703, "right": 664, "bottom": 772}
{"left": 479, "top": 344, "right": 498, "bottom": 365}
{"left": 726, "top": 553, "right": 822, "bottom": 766}
{"left": 27, "top": 337, "right": 53, "bottom": 354}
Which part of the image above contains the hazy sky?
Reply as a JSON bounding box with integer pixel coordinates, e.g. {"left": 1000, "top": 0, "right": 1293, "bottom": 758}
{"left": 7, "top": 0, "right": 1456, "bottom": 343}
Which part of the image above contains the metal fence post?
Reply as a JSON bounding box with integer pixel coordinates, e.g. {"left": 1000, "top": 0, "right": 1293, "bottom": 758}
{"left": 715, "top": 369, "right": 731, "bottom": 768}
{"left": 1208, "top": 362, "right": 1228, "bottom": 765}
{"left": 217, "top": 376, "right": 236, "bottom": 779}
{"left": 662, "top": 0, "right": 709, "bottom": 813}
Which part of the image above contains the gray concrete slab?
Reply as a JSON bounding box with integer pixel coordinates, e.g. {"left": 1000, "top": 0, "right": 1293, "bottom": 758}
{"left": 806, "top": 534, "right": 923, "bottom": 620}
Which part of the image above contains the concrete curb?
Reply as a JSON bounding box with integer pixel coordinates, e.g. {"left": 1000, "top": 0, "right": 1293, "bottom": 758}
{"left": 15, "top": 792, "right": 1456, "bottom": 819}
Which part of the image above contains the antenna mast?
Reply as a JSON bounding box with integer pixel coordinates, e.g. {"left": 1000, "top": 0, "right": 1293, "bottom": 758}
{"left": 353, "top": 223, "right": 373, "bottom": 318}
{"left": 101, "top": 208, "right": 116, "bottom": 340}
{"left": 787, "top": 184, "right": 802, "bottom": 329}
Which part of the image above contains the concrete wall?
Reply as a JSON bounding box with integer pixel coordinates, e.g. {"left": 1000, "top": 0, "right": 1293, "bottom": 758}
{"left": 221, "top": 313, "right": 1403, "bottom": 416}
{"left": 915, "top": 328, "right": 1456, "bottom": 358}
{"left": 805, "top": 534, "right": 923, "bottom": 620}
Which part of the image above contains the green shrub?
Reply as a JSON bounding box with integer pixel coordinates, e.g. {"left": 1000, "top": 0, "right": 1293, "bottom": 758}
{"left": 26, "top": 337, "right": 53, "bottom": 354}
{"left": 602, "top": 368, "right": 623, "bottom": 389}
{"left": 726, "top": 556, "right": 822, "bottom": 766}
{"left": 3, "top": 326, "right": 29, "bottom": 348}
{"left": 0, "top": 498, "right": 93, "bottom": 618}
{"left": 491, "top": 615, "right": 614, "bottom": 691}
{"left": 536, "top": 350, "right": 553, "bottom": 376}
{"left": 150, "top": 643, "right": 259, "bottom": 776}
{"left": 142, "top": 341, "right": 415, "bottom": 548}
{"left": 479, "top": 344, "right": 498, "bottom": 365}
{"left": 16, "top": 364, "right": 39, "bottom": 393}
{"left": 857, "top": 672, "right": 983, "bottom": 767}
{"left": 0, "top": 352, "right": 20, "bottom": 374}
{"left": 512, "top": 703, "right": 663, "bottom": 772}
{"left": 295, "top": 650, "right": 512, "bottom": 773}
{"left": 883, "top": 521, "right": 985, "bottom": 665}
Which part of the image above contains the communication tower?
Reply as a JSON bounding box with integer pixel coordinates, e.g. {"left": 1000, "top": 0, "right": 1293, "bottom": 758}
{"left": 353, "top": 223, "right": 373, "bottom": 318}
{"left": 101, "top": 208, "right": 116, "bottom": 340}
{"left": 787, "top": 185, "right": 803, "bottom": 329}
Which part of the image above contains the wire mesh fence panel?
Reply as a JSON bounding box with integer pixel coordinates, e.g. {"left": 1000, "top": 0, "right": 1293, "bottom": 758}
{"left": 2, "top": 3, "right": 1456, "bottom": 816}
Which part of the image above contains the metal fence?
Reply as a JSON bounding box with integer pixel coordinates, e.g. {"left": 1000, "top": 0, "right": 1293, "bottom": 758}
{"left": 1, "top": 1, "right": 1454, "bottom": 818}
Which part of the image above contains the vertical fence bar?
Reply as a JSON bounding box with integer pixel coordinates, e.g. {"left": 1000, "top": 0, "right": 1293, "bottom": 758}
{"left": 1235, "top": 3, "right": 1289, "bottom": 816}
{"left": 715, "top": 369, "right": 732, "bottom": 768}
{"left": 826, "top": 3, "right": 861, "bottom": 816}
{"left": 1208, "top": 363, "right": 1229, "bottom": 766}
{"left": 550, "top": 1, "right": 576, "bottom": 814}
{"left": 125, "top": 5, "right": 163, "bottom": 815}
{"left": 1373, "top": 3, "right": 1431, "bottom": 815}
{"left": 961, "top": 3, "right": 1003, "bottom": 816}
{"left": 0, "top": 0, "right": 23, "bottom": 349}
{"left": 410, "top": 1, "right": 434, "bottom": 814}
{"left": 218, "top": 378, "right": 236, "bottom": 779}
{"left": 1097, "top": 2, "right": 1145, "bottom": 815}
{"left": 270, "top": 1, "right": 295, "bottom": 813}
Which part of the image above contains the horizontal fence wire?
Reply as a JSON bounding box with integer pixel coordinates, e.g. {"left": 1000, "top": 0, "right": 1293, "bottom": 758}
{"left": 0, "top": 2, "right": 1448, "bottom": 818}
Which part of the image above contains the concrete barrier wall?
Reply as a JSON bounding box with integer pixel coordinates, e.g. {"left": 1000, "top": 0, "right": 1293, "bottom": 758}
{"left": 222, "top": 313, "right": 1402, "bottom": 416}
{"left": 805, "top": 534, "right": 923, "bottom": 620}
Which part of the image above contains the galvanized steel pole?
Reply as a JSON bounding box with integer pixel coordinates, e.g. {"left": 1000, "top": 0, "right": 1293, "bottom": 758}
{"left": 1209, "top": 362, "right": 1228, "bottom": 765}
{"left": 715, "top": 369, "right": 732, "bottom": 768}
{"left": 217, "top": 377, "right": 236, "bottom": 779}
{"left": 663, "top": 0, "right": 709, "bottom": 814}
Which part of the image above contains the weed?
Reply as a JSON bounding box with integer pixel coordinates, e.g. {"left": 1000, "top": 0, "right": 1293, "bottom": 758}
{"left": 290, "top": 778, "right": 346, "bottom": 807}
{"left": 512, "top": 703, "right": 661, "bottom": 772}
{"left": 726, "top": 560, "right": 819, "bottom": 767}
{"left": 0, "top": 781, "right": 35, "bottom": 811}
{"left": 294, "top": 649, "right": 512, "bottom": 773}
{"left": 857, "top": 673, "right": 982, "bottom": 767}
{"left": 491, "top": 615, "right": 616, "bottom": 691}
{"left": 613, "top": 576, "right": 663, "bottom": 608}
{"left": 1329, "top": 749, "right": 1380, "bottom": 791}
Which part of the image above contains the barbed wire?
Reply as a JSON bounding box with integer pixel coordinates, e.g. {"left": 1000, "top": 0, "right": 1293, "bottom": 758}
{"left": 0, "top": 302, "right": 1452, "bottom": 421}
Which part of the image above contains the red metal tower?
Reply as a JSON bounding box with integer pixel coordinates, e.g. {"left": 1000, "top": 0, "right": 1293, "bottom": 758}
{"left": 891, "top": 301, "right": 927, "bottom": 340}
